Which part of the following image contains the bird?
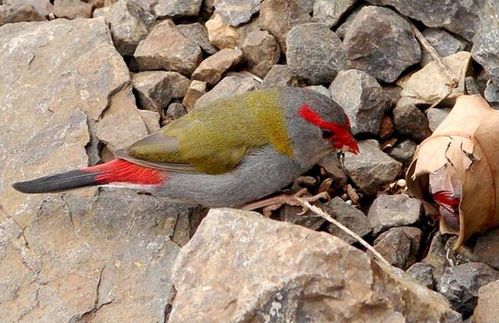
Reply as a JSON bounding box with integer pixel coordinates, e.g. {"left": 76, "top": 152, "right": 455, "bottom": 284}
{"left": 13, "top": 87, "right": 358, "bottom": 208}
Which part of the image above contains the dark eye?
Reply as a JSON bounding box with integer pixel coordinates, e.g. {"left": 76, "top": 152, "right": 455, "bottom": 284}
{"left": 322, "top": 130, "right": 333, "bottom": 139}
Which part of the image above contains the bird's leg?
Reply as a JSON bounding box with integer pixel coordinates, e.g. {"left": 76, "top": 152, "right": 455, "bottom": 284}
{"left": 241, "top": 188, "right": 330, "bottom": 217}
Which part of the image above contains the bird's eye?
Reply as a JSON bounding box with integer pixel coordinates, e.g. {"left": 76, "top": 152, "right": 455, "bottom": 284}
{"left": 322, "top": 130, "right": 333, "bottom": 139}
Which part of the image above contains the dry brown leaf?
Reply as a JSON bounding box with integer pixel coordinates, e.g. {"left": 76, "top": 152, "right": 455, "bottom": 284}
{"left": 407, "top": 95, "right": 499, "bottom": 249}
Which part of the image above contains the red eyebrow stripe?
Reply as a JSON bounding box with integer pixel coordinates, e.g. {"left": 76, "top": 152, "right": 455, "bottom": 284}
{"left": 298, "top": 104, "right": 344, "bottom": 132}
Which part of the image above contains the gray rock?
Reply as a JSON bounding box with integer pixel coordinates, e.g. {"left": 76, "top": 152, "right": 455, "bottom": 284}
{"left": 484, "top": 81, "right": 499, "bottom": 105}
{"left": 163, "top": 71, "right": 191, "bottom": 99}
{"left": 53, "top": 0, "right": 92, "bottom": 19}
{"left": 259, "top": 0, "right": 312, "bottom": 52}
{"left": 3, "top": 0, "right": 52, "bottom": 16}
{"left": 132, "top": 71, "right": 173, "bottom": 112}
{"left": 287, "top": 23, "right": 346, "bottom": 84}
{"left": 473, "top": 227, "right": 499, "bottom": 270}
{"left": 318, "top": 154, "right": 347, "bottom": 185}
{"left": 138, "top": 109, "right": 161, "bottom": 133}
{"left": 421, "top": 28, "right": 467, "bottom": 66}
{"left": 196, "top": 73, "right": 258, "bottom": 108}
{"left": 367, "top": 0, "right": 484, "bottom": 41}
{"left": 279, "top": 205, "right": 326, "bottom": 231}
{"left": 192, "top": 48, "right": 243, "bottom": 86}
{"left": 426, "top": 107, "right": 450, "bottom": 132}
{"left": 324, "top": 197, "right": 372, "bottom": 244}
{"left": 260, "top": 64, "right": 302, "bottom": 88}
{"left": 368, "top": 194, "right": 421, "bottom": 235}
{"left": 95, "top": 0, "right": 155, "bottom": 56}
{"left": 437, "top": 262, "right": 499, "bottom": 316}
{"left": 312, "top": 0, "right": 356, "bottom": 28}
{"left": 472, "top": 0, "right": 499, "bottom": 83}
{"left": 166, "top": 102, "right": 187, "bottom": 120}
{"left": 0, "top": 3, "right": 45, "bottom": 26}
{"left": 374, "top": 226, "right": 422, "bottom": 269}
{"left": 393, "top": 99, "right": 432, "bottom": 142}
{"left": 474, "top": 280, "right": 499, "bottom": 323}
{"left": 154, "top": 0, "right": 202, "bottom": 18}
{"left": 389, "top": 139, "right": 417, "bottom": 165}
{"left": 329, "top": 69, "right": 391, "bottom": 135}
{"left": 335, "top": 4, "right": 363, "bottom": 39}
{"left": 407, "top": 262, "right": 435, "bottom": 290}
{"left": 182, "top": 80, "right": 207, "bottom": 111}
{"left": 306, "top": 85, "right": 331, "bottom": 98}
{"left": 343, "top": 140, "right": 402, "bottom": 195}
{"left": 169, "top": 208, "right": 461, "bottom": 322}
{"left": 134, "top": 19, "right": 202, "bottom": 76}
{"left": 177, "top": 22, "right": 217, "bottom": 55}
{"left": 242, "top": 29, "right": 280, "bottom": 78}
{"left": 214, "top": 0, "right": 261, "bottom": 26}
{"left": 343, "top": 6, "right": 421, "bottom": 83}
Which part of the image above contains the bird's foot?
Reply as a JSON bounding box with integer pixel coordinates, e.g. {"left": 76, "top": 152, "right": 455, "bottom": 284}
{"left": 241, "top": 188, "right": 330, "bottom": 217}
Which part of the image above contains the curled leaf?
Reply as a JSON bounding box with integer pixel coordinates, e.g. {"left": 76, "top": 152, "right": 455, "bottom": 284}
{"left": 407, "top": 95, "right": 499, "bottom": 249}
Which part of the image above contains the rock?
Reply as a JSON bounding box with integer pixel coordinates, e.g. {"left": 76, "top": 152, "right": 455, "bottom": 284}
{"left": 241, "top": 29, "right": 280, "bottom": 78}
{"left": 279, "top": 205, "right": 326, "bottom": 231}
{"left": 134, "top": 19, "right": 202, "bottom": 76}
{"left": 329, "top": 69, "right": 391, "bottom": 136}
{"left": 389, "top": 139, "right": 417, "bottom": 165}
{"left": 335, "top": 4, "right": 363, "bottom": 39}
{"left": 192, "top": 48, "right": 243, "bottom": 86}
{"left": 138, "top": 109, "right": 161, "bottom": 133}
{"left": 343, "top": 6, "right": 421, "bottom": 83}
{"left": 323, "top": 197, "right": 372, "bottom": 244}
{"left": 393, "top": 99, "right": 432, "bottom": 142}
{"left": 472, "top": 0, "right": 499, "bottom": 83}
{"left": 166, "top": 102, "right": 187, "bottom": 120}
{"left": 437, "top": 262, "right": 499, "bottom": 316}
{"left": 367, "top": 0, "right": 484, "bottom": 41}
{"left": 374, "top": 226, "right": 422, "bottom": 269}
{"left": 484, "top": 81, "right": 499, "bottom": 105}
{"left": 53, "top": 0, "right": 93, "bottom": 19}
{"left": 3, "top": 0, "right": 52, "bottom": 16}
{"left": 132, "top": 71, "right": 173, "bottom": 112}
{"left": 205, "top": 12, "right": 241, "bottom": 49}
{"left": 259, "top": 0, "right": 312, "bottom": 52}
{"left": 368, "top": 194, "right": 421, "bottom": 235}
{"left": 423, "top": 233, "right": 453, "bottom": 281}
{"left": 407, "top": 263, "right": 435, "bottom": 289}
{"left": 306, "top": 85, "right": 331, "bottom": 98}
{"left": 214, "top": 0, "right": 261, "bottom": 26}
{"left": 260, "top": 64, "right": 302, "bottom": 88}
{"left": 426, "top": 107, "right": 450, "bottom": 132}
{"left": 286, "top": 23, "right": 346, "bottom": 84}
{"left": 177, "top": 22, "right": 217, "bottom": 55}
{"left": 169, "top": 208, "right": 461, "bottom": 322}
{"left": 421, "top": 28, "right": 467, "bottom": 66}
{"left": 473, "top": 227, "right": 499, "bottom": 270}
{"left": 153, "top": 0, "right": 202, "bottom": 18}
{"left": 312, "top": 0, "right": 356, "bottom": 28}
{"left": 474, "top": 280, "right": 499, "bottom": 323}
{"left": 182, "top": 80, "right": 207, "bottom": 111}
{"left": 318, "top": 155, "right": 347, "bottom": 185}
{"left": 343, "top": 140, "right": 402, "bottom": 195}
{"left": 0, "top": 4, "right": 45, "bottom": 26}
{"left": 164, "top": 71, "right": 191, "bottom": 99}
{"left": 0, "top": 18, "right": 187, "bottom": 322}
{"left": 195, "top": 73, "right": 258, "bottom": 108}
{"left": 94, "top": 0, "right": 155, "bottom": 56}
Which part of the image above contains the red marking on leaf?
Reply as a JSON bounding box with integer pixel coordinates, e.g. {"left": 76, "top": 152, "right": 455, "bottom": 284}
{"left": 84, "top": 159, "right": 164, "bottom": 185}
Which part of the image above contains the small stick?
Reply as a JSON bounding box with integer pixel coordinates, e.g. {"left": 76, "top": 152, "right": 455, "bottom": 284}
{"left": 297, "top": 198, "right": 391, "bottom": 266}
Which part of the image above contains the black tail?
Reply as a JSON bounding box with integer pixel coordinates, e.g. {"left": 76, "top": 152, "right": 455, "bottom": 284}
{"left": 12, "top": 169, "right": 99, "bottom": 193}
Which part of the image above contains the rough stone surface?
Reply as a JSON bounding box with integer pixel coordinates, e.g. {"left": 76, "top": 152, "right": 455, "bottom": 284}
{"left": 134, "top": 19, "right": 202, "bottom": 76}
{"left": 138, "top": 109, "right": 161, "bottom": 133}
{"left": 287, "top": 23, "right": 346, "bottom": 84}
{"left": 259, "top": 0, "right": 312, "bottom": 52}
{"left": 242, "top": 29, "right": 280, "bottom": 78}
{"left": 132, "top": 71, "right": 173, "bottom": 112}
{"left": 94, "top": 0, "right": 155, "bottom": 56}
{"left": 0, "top": 3, "right": 45, "bottom": 25}
{"left": 196, "top": 73, "right": 258, "bottom": 108}
{"left": 329, "top": 69, "right": 391, "bottom": 135}
{"left": 166, "top": 102, "right": 187, "bottom": 120}
{"left": 484, "top": 81, "right": 499, "bottom": 105}
{"left": 426, "top": 107, "right": 450, "bottom": 132}
{"left": 474, "top": 280, "right": 499, "bottom": 323}
{"left": 164, "top": 71, "right": 191, "bottom": 99}
{"left": 214, "top": 0, "right": 261, "bottom": 26}
{"left": 343, "top": 140, "right": 402, "bottom": 195}
{"left": 279, "top": 205, "right": 326, "bottom": 231}
{"left": 205, "top": 12, "right": 241, "bottom": 49}
{"left": 182, "top": 80, "right": 207, "bottom": 111}
{"left": 0, "top": 18, "right": 190, "bottom": 322}
{"left": 473, "top": 227, "right": 499, "bottom": 270}
{"left": 306, "top": 85, "right": 331, "bottom": 98}
{"left": 192, "top": 48, "right": 243, "bottom": 86}
{"left": 260, "top": 64, "right": 302, "bottom": 88}
{"left": 154, "top": 0, "right": 202, "bottom": 18}
{"left": 343, "top": 6, "right": 421, "bottom": 83}
{"left": 3, "top": 0, "right": 52, "bottom": 16}
{"left": 169, "top": 208, "right": 461, "bottom": 322}
{"left": 367, "top": 0, "right": 484, "bottom": 41}
{"left": 472, "top": 0, "right": 499, "bottom": 82}
{"left": 407, "top": 262, "right": 435, "bottom": 290}
{"left": 53, "top": 0, "right": 93, "bottom": 19}
{"left": 393, "top": 99, "right": 432, "bottom": 142}
{"left": 374, "top": 226, "right": 422, "bottom": 269}
{"left": 368, "top": 194, "right": 422, "bottom": 235}
{"left": 389, "top": 139, "right": 417, "bottom": 165}
{"left": 437, "top": 262, "right": 499, "bottom": 316}
{"left": 323, "top": 197, "right": 372, "bottom": 244}
{"left": 335, "top": 4, "right": 363, "bottom": 39}
{"left": 178, "top": 22, "right": 217, "bottom": 55}
{"left": 421, "top": 28, "right": 467, "bottom": 66}
{"left": 312, "top": 0, "right": 356, "bottom": 28}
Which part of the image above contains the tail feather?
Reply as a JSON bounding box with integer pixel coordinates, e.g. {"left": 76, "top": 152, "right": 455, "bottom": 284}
{"left": 12, "top": 159, "right": 164, "bottom": 194}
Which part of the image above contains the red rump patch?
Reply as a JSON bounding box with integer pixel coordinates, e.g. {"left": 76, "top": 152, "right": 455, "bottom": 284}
{"left": 84, "top": 159, "right": 164, "bottom": 185}
{"left": 298, "top": 104, "right": 346, "bottom": 133}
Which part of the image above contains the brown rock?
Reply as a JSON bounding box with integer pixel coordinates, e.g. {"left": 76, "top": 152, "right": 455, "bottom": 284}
{"left": 134, "top": 19, "right": 202, "bottom": 76}
{"left": 214, "top": 0, "right": 261, "bottom": 26}
{"left": 0, "top": 4, "right": 46, "bottom": 26}
{"left": 242, "top": 29, "right": 280, "bottom": 78}
{"left": 195, "top": 73, "right": 258, "bottom": 108}
{"left": 138, "top": 110, "right": 161, "bottom": 133}
{"left": 473, "top": 227, "right": 499, "bottom": 270}
{"left": 192, "top": 48, "right": 243, "bottom": 86}
{"left": 166, "top": 102, "right": 187, "bottom": 120}
{"left": 153, "top": 0, "right": 202, "bottom": 18}
{"left": 3, "top": 0, "right": 53, "bottom": 16}
{"left": 312, "top": 0, "right": 356, "bottom": 28}
{"left": 474, "top": 280, "right": 499, "bottom": 323}
{"left": 374, "top": 226, "right": 422, "bottom": 269}
{"left": 260, "top": 64, "right": 302, "bottom": 88}
{"left": 178, "top": 22, "right": 217, "bottom": 55}
{"left": 132, "top": 71, "right": 173, "bottom": 112}
{"left": 163, "top": 71, "right": 191, "bottom": 99}
{"left": 182, "top": 80, "right": 207, "bottom": 111}
{"left": 169, "top": 208, "right": 461, "bottom": 322}
{"left": 53, "top": 0, "right": 93, "bottom": 19}
{"left": 206, "top": 12, "right": 241, "bottom": 49}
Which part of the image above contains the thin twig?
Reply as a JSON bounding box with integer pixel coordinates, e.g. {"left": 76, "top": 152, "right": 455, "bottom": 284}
{"left": 297, "top": 198, "right": 391, "bottom": 266}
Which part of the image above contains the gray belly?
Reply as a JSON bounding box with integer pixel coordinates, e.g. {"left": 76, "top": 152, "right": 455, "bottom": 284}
{"left": 157, "top": 146, "right": 309, "bottom": 207}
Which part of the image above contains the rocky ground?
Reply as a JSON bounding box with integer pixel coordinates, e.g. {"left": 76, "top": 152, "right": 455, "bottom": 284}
{"left": 0, "top": 0, "right": 498, "bottom": 322}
